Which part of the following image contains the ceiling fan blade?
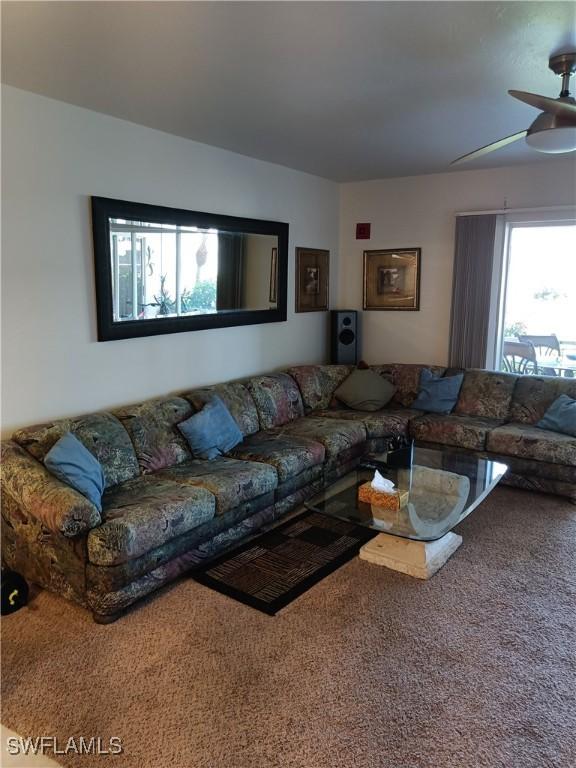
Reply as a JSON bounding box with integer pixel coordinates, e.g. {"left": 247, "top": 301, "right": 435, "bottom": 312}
{"left": 451, "top": 130, "right": 528, "bottom": 166}
{"left": 509, "top": 90, "right": 576, "bottom": 118}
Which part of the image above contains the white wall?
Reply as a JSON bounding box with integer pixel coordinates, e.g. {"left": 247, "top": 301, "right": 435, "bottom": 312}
{"left": 339, "top": 161, "right": 576, "bottom": 366}
{"left": 4, "top": 85, "right": 576, "bottom": 436}
{"left": 1, "top": 87, "right": 339, "bottom": 436}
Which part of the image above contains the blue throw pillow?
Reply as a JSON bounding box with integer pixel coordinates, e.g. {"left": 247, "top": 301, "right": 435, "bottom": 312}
{"left": 536, "top": 394, "right": 576, "bottom": 437}
{"left": 412, "top": 369, "right": 464, "bottom": 414}
{"left": 44, "top": 432, "right": 105, "bottom": 512}
{"left": 178, "top": 395, "right": 243, "bottom": 460}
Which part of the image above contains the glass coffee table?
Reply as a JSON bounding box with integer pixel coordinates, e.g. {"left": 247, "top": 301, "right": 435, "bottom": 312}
{"left": 305, "top": 446, "right": 507, "bottom": 579}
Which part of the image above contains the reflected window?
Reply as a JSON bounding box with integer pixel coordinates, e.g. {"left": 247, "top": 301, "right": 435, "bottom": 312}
{"left": 110, "top": 222, "right": 278, "bottom": 322}
{"left": 111, "top": 220, "right": 220, "bottom": 321}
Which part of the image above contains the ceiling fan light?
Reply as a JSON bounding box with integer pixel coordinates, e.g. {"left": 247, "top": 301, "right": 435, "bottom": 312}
{"left": 526, "top": 127, "right": 576, "bottom": 153}
{"left": 526, "top": 112, "right": 576, "bottom": 153}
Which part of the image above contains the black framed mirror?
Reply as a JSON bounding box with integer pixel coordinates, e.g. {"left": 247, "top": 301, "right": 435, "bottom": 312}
{"left": 91, "top": 197, "right": 289, "bottom": 341}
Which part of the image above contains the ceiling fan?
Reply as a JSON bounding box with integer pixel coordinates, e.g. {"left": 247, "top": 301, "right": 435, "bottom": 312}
{"left": 452, "top": 52, "right": 576, "bottom": 165}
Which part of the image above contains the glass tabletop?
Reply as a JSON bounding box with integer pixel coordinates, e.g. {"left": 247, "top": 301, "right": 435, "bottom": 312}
{"left": 305, "top": 446, "right": 508, "bottom": 542}
{"left": 536, "top": 355, "right": 576, "bottom": 376}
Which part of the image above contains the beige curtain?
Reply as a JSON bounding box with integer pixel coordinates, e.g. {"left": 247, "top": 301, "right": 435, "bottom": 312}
{"left": 448, "top": 214, "right": 498, "bottom": 369}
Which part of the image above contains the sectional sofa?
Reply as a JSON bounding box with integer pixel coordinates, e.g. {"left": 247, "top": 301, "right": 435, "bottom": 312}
{"left": 2, "top": 363, "right": 574, "bottom": 622}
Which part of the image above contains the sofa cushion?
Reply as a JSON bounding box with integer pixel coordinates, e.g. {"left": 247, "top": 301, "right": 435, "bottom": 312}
{"left": 275, "top": 464, "right": 324, "bottom": 501}
{"left": 486, "top": 423, "right": 576, "bottom": 466}
{"left": 370, "top": 364, "right": 447, "bottom": 408}
{"left": 246, "top": 373, "right": 304, "bottom": 429}
{"left": 477, "top": 452, "right": 575, "bottom": 484}
{"left": 85, "top": 497, "right": 294, "bottom": 594}
{"left": 455, "top": 369, "right": 517, "bottom": 419}
{"left": 156, "top": 457, "right": 278, "bottom": 515}
{"left": 87, "top": 477, "right": 215, "bottom": 566}
{"left": 178, "top": 396, "right": 243, "bottom": 460}
{"left": 113, "top": 396, "right": 193, "bottom": 474}
{"left": 278, "top": 416, "right": 366, "bottom": 460}
{"left": 509, "top": 376, "right": 576, "bottom": 424}
{"left": 286, "top": 365, "right": 352, "bottom": 411}
{"left": 184, "top": 382, "right": 260, "bottom": 436}
{"left": 313, "top": 407, "right": 422, "bottom": 439}
{"left": 334, "top": 369, "right": 396, "bottom": 411}
{"left": 228, "top": 432, "right": 325, "bottom": 483}
{"left": 410, "top": 414, "right": 504, "bottom": 451}
{"left": 12, "top": 412, "right": 139, "bottom": 489}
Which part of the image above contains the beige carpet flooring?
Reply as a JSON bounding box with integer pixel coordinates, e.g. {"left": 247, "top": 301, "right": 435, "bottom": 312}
{"left": 2, "top": 487, "right": 575, "bottom": 768}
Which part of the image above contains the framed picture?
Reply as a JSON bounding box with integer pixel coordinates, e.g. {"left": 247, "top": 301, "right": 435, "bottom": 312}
{"left": 295, "top": 248, "right": 329, "bottom": 312}
{"left": 269, "top": 247, "right": 278, "bottom": 304}
{"left": 363, "top": 248, "right": 421, "bottom": 311}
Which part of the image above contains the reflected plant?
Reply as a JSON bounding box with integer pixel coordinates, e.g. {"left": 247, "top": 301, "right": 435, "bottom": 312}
{"left": 181, "top": 281, "right": 217, "bottom": 312}
{"left": 152, "top": 275, "right": 175, "bottom": 316}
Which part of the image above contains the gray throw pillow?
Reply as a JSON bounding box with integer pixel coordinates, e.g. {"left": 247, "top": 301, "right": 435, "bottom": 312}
{"left": 412, "top": 369, "right": 464, "bottom": 414}
{"left": 334, "top": 369, "right": 396, "bottom": 412}
{"left": 536, "top": 394, "right": 576, "bottom": 437}
{"left": 178, "top": 396, "right": 243, "bottom": 460}
{"left": 45, "top": 432, "right": 105, "bottom": 512}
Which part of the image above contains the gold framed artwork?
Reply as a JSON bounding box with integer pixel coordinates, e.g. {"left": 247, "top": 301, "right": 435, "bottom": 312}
{"left": 295, "top": 248, "right": 329, "bottom": 312}
{"left": 269, "top": 247, "right": 278, "bottom": 304}
{"left": 363, "top": 248, "right": 421, "bottom": 311}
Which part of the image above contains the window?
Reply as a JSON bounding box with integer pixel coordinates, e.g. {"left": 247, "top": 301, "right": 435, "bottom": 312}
{"left": 496, "top": 216, "right": 576, "bottom": 377}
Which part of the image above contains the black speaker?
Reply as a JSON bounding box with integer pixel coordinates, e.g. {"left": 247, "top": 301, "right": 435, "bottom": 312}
{"left": 330, "top": 310, "right": 360, "bottom": 365}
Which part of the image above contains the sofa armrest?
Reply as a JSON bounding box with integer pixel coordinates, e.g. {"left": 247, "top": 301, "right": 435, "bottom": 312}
{"left": 1, "top": 441, "right": 101, "bottom": 537}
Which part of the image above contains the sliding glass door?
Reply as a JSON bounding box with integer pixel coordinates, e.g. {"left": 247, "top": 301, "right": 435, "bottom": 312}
{"left": 497, "top": 217, "right": 576, "bottom": 377}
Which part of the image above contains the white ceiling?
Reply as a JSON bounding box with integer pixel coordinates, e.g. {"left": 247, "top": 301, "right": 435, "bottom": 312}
{"left": 2, "top": 1, "right": 575, "bottom": 181}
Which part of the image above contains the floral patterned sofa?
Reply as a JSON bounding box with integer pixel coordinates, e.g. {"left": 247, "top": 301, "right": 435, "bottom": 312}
{"left": 2, "top": 364, "right": 574, "bottom": 622}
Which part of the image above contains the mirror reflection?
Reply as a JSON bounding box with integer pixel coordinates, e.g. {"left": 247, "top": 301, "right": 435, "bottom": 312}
{"left": 110, "top": 219, "right": 279, "bottom": 321}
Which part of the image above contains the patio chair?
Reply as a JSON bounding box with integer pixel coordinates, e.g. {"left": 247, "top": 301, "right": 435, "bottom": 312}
{"left": 518, "top": 334, "right": 561, "bottom": 376}
{"left": 502, "top": 340, "right": 538, "bottom": 375}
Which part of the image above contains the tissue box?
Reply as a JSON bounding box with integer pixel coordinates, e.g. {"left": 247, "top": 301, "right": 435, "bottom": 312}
{"left": 358, "top": 482, "right": 409, "bottom": 514}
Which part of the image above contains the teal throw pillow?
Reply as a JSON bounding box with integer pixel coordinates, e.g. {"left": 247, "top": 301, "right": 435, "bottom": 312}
{"left": 334, "top": 369, "right": 396, "bottom": 412}
{"left": 44, "top": 432, "right": 105, "bottom": 512}
{"left": 413, "top": 369, "right": 464, "bottom": 414}
{"left": 178, "top": 395, "right": 243, "bottom": 460}
{"left": 536, "top": 394, "right": 576, "bottom": 437}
